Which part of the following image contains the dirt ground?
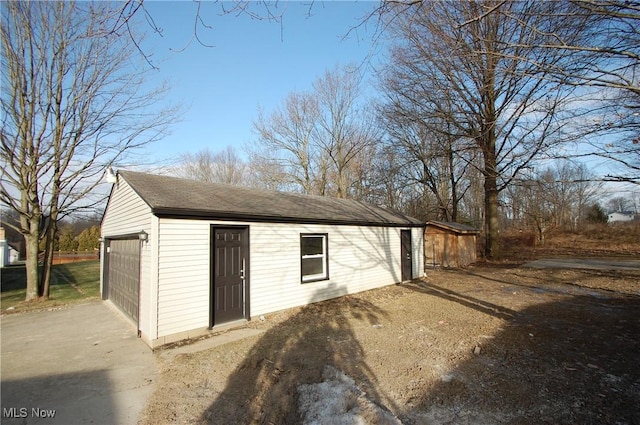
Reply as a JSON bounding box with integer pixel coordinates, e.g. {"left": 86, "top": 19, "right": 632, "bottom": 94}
{"left": 139, "top": 263, "right": 640, "bottom": 425}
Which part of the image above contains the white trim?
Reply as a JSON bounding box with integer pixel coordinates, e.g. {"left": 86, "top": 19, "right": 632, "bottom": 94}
{"left": 301, "top": 233, "right": 328, "bottom": 282}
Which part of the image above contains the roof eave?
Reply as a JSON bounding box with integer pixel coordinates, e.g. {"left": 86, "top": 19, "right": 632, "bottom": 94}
{"left": 426, "top": 221, "right": 480, "bottom": 234}
{"left": 152, "top": 207, "right": 425, "bottom": 228}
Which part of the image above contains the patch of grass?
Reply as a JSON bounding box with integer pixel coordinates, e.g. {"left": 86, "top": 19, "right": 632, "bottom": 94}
{"left": 0, "top": 260, "right": 100, "bottom": 314}
{"left": 0, "top": 265, "right": 28, "bottom": 292}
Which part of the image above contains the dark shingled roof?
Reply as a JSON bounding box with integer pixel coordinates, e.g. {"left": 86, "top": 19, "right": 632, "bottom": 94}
{"left": 426, "top": 221, "right": 480, "bottom": 234}
{"left": 118, "top": 171, "right": 423, "bottom": 227}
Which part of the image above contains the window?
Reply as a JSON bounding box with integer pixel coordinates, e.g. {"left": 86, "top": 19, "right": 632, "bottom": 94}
{"left": 300, "top": 233, "right": 328, "bottom": 282}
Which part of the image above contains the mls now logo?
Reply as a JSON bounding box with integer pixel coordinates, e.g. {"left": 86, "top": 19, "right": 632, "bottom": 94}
{"left": 3, "top": 407, "right": 56, "bottom": 418}
{"left": 3, "top": 408, "right": 27, "bottom": 418}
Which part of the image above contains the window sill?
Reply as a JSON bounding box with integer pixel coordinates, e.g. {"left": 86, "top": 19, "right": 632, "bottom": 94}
{"left": 301, "top": 276, "right": 330, "bottom": 284}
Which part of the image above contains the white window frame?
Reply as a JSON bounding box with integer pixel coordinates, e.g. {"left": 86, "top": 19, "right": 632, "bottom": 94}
{"left": 300, "top": 233, "right": 329, "bottom": 283}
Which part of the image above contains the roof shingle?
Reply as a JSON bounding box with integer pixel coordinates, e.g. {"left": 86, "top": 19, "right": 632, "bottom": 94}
{"left": 118, "top": 171, "right": 423, "bottom": 227}
{"left": 426, "top": 221, "right": 479, "bottom": 234}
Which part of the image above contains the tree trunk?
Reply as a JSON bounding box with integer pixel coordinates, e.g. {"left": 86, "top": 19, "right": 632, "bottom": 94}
{"left": 21, "top": 190, "right": 42, "bottom": 301}
{"left": 536, "top": 220, "right": 545, "bottom": 245}
{"left": 39, "top": 220, "right": 57, "bottom": 299}
{"left": 484, "top": 175, "right": 500, "bottom": 259}
{"left": 336, "top": 166, "right": 347, "bottom": 199}
{"left": 24, "top": 230, "right": 40, "bottom": 301}
{"left": 448, "top": 146, "right": 458, "bottom": 222}
{"left": 484, "top": 146, "right": 500, "bottom": 259}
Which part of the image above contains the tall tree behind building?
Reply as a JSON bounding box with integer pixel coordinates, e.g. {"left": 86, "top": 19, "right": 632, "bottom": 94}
{"left": 378, "top": 0, "right": 587, "bottom": 258}
{"left": 251, "top": 65, "right": 377, "bottom": 199}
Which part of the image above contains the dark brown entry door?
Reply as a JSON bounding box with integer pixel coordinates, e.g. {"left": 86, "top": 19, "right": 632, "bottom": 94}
{"left": 401, "top": 230, "right": 412, "bottom": 281}
{"left": 211, "top": 226, "right": 248, "bottom": 326}
{"left": 104, "top": 238, "right": 140, "bottom": 325}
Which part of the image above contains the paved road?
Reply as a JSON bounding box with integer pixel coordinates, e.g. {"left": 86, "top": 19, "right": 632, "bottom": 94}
{"left": 524, "top": 258, "right": 640, "bottom": 271}
{"left": 1, "top": 302, "right": 157, "bottom": 425}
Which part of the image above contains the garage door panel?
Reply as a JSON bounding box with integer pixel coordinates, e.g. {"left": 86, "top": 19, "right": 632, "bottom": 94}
{"left": 107, "top": 238, "right": 140, "bottom": 324}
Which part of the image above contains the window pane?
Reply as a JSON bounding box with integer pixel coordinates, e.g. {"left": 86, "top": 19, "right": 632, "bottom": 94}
{"left": 302, "top": 257, "right": 324, "bottom": 277}
{"left": 301, "top": 236, "right": 324, "bottom": 256}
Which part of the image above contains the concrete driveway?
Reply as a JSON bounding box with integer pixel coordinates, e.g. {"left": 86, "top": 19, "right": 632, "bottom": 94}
{"left": 1, "top": 301, "right": 157, "bottom": 425}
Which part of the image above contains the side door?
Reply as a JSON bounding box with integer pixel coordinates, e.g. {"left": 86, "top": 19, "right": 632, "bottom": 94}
{"left": 401, "top": 229, "right": 412, "bottom": 281}
{"left": 211, "top": 226, "right": 249, "bottom": 326}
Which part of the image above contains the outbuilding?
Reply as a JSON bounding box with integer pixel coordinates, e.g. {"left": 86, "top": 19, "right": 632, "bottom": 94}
{"left": 100, "top": 171, "right": 424, "bottom": 348}
{"left": 424, "top": 221, "right": 479, "bottom": 268}
{"left": 608, "top": 211, "right": 636, "bottom": 223}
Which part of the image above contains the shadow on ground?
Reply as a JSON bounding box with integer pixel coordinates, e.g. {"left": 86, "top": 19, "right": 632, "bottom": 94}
{"left": 200, "top": 283, "right": 396, "bottom": 424}
{"left": 151, "top": 269, "right": 640, "bottom": 424}
{"left": 1, "top": 370, "right": 115, "bottom": 425}
{"left": 402, "top": 280, "right": 640, "bottom": 424}
{"left": 1, "top": 302, "right": 156, "bottom": 425}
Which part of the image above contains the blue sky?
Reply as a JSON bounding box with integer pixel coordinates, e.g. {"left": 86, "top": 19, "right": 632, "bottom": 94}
{"left": 126, "top": 2, "right": 636, "bottom": 200}
{"left": 138, "top": 1, "right": 382, "bottom": 164}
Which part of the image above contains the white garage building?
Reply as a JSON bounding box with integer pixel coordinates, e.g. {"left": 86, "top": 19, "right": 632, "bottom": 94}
{"left": 100, "top": 171, "right": 424, "bottom": 348}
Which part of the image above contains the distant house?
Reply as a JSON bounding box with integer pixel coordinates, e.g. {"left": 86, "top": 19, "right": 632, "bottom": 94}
{"left": 608, "top": 212, "right": 636, "bottom": 223}
{"left": 0, "top": 227, "right": 20, "bottom": 268}
{"left": 101, "top": 171, "right": 425, "bottom": 348}
{"left": 424, "top": 221, "right": 480, "bottom": 268}
{"left": 7, "top": 244, "right": 19, "bottom": 264}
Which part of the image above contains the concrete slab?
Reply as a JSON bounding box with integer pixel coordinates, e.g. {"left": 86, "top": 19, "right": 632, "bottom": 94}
{"left": 524, "top": 258, "right": 640, "bottom": 271}
{"left": 1, "top": 301, "right": 157, "bottom": 425}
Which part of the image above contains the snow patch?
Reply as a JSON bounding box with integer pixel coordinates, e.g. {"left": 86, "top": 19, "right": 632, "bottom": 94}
{"left": 298, "top": 365, "right": 402, "bottom": 425}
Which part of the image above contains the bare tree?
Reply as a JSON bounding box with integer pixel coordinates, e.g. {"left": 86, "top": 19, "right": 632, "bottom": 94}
{"left": 176, "top": 146, "right": 248, "bottom": 185}
{"left": 504, "top": 161, "right": 604, "bottom": 239}
{"left": 1, "top": 1, "right": 176, "bottom": 300}
{"left": 251, "top": 65, "right": 375, "bottom": 198}
{"left": 489, "top": 0, "right": 640, "bottom": 184}
{"left": 252, "top": 92, "right": 325, "bottom": 194}
{"left": 379, "top": 90, "right": 476, "bottom": 222}
{"left": 607, "top": 196, "right": 633, "bottom": 213}
{"left": 530, "top": 1, "right": 639, "bottom": 98}
{"left": 245, "top": 147, "right": 291, "bottom": 191}
{"left": 525, "top": 170, "right": 557, "bottom": 244}
{"left": 379, "top": 1, "right": 582, "bottom": 258}
{"left": 344, "top": 142, "right": 382, "bottom": 204}
{"left": 553, "top": 162, "right": 604, "bottom": 229}
{"left": 366, "top": 145, "right": 408, "bottom": 211}
{"left": 459, "top": 163, "right": 485, "bottom": 229}
{"left": 313, "top": 66, "right": 378, "bottom": 198}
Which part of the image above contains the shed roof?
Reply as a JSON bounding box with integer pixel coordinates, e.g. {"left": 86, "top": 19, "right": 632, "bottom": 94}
{"left": 117, "top": 171, "right": 423, "bottom": 227}
{"left": 426, "top": 221, "right": 480, "bottom": 234}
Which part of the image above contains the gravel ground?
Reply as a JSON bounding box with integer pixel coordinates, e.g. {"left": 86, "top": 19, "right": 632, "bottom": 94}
{"left": 140, "top": 265, "right": 640, "bottom": 425}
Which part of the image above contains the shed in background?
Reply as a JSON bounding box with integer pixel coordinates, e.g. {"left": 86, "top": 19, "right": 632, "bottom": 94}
{"left": 424, "top": 221, "right": 479, "bottom": 268}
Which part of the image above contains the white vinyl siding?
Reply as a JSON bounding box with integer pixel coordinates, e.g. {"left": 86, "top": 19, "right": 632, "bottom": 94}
{"left": 156, "top": 219, "right": 210, "bottom": 337}
{"left": 101, "top": 180, "right": 151, "bottom": 237}
{"left": 153, "top": 218, "right": 423, "bottom": 339}
{"left": 100, "top": 179, "right": 154, "bottom": 339}
{"left": 104, "top": 181, "right": 425, "bottom": 343}
{"left": 250, "top": 224, "right": 424, "bottom": 317}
